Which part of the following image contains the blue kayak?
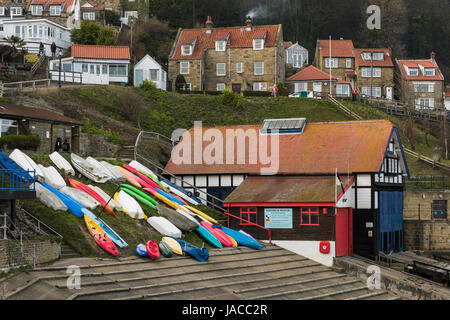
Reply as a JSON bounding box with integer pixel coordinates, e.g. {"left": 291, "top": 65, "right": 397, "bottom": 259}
{"left": 41, "top": 182, "right": 84, "bottom": 217}
{"left": 154, "top": 188, "right": 185, "bottom": 206}
{"left": 136, "top": 243, "right": 147, "bottom": 256}
{"left": 195, "top": 225, "right": 222, "bottom": 248}
{"left": 82, "top": 208, "right": 128, "bottom": 248}
{"left": 213, "top": 225, "right": 263, "bottom": 250}
{"left": 169, "top": 237, "right": 209, "bottom": 262}
{"left": 161, "top": 179, "right": 202, "bottom": 204}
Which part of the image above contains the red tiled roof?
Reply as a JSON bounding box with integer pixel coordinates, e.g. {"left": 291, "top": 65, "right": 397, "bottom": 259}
{"left": 284, "top": 41, "right": 293, "bottom": 49}
{"left": 445, "top": 88, "right": 450, "bottom": 97}
{"left": 397, "top": 59, "right": 444, "bottom": 81}
{"left": 31, "top": 0, "right": 75, "bottom": 13}
{"left": 354, "top": 48, "right": 394, "bottom": 67}
{"left": 171, "top": 25, "right": 281, "bottom": 60}
{"left": 317, "top": 39, "right": 354, "bottom": 58}
{"left": 286, "top": 65, "right": 336, "bottom": 82}
{"left": 164, "top": 120, "right": 395, "bottom": 175}
{"left": 338, "top": 80, "right": 351, "bottom": 84}
{"left": 0, "top": 103, "right": 81, "bottom": 125}
{"left": 224, "top": 175, "right": 352, "bottom": 204}
{"left": 71, "top": 44, "right": 130, "bottom": 60}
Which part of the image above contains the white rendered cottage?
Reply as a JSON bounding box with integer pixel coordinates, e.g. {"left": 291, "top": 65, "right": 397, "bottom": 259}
{"left": 134, "top": 54, "right": 167, "bottom": 90}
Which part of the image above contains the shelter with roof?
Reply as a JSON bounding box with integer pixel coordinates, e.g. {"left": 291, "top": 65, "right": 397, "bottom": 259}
{"left": 48, "top": 44, "right": 131, "bottom": 85}
{"left": 0, "top": 102, "right": 81, "bottom": 154}
{"left": 168, "top": 16, "right": 284, "bottom": 93}
{"left": 164, "top": 118, "right": 409, "bottom": 265}
{"left": 284, "top": 41, "right": 308, "bottom": 68}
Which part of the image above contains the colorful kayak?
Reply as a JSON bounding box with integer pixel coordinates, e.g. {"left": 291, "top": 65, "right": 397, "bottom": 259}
{"left": 145, "top": 240, "right": 160, "bottom": 260}
{"left": 84, "top": 214, "right": 118, "bottom": 256}
{"left": 114, "top": 191, "right": 145, "bottom": 219}
{"left": 170, "top": 237, "right": 209, "bottom": 262}
{"left": 120, "top": 184, "right": 158, "bottom": 207}
{"left": 121, "top": 187, "right": 157, "bottom": 211}
{"left": 135, "top": 171, "right": 163, "bottom": 191}
{"left": 82, "top": 208, "right": 128, "bottom": 248}
{"left": 200, "top": 221, "right": 234, "bottom": 247}
{"left": 217, "top": 226, "right": 263, "bottom": 250}
{"left": 136, "top": 243, "right": 147, "bottom": 256}
{"left": 68, "top": 178, "right": 115, "bottom": 216}
{"left": 160, "top": 178, "right": 202, "bottom": 205}
{"left": 158, "top": 240, "right": 173, "bottom": 258}
{"left": 185, "top": 205, "right": 219, "bottom": 224}
{"left": 137, "top": 169, "right": 166, "bottom": 191}
{"left": 128, "top": 160, "right": 160, "bottom": 183}
{"left": 195, "top": 225, "right": 223, "bottom": 248}
{"left": 115, "top": 166, "right": 141, "bottom": 188}
{"left": 41, "top": 182, "right": 84, "bottom": 217}
{"left": 161, "top": 236, "right": 183, "bottom": 255}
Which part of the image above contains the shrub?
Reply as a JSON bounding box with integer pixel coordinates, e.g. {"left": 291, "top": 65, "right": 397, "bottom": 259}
{"left": 0, "top": 134, "right": 40, "bottom": 151}
{"left": 175, "top": 74, "right": 186, "bottom": 92}
{"left": 243, "top": 91, "right": 271, "bottom": 97}
{"left": 140, "top": 79, "right": 157, "bottom": 94}
{"left": 25, "top": 54, "right": 38, "bottom": 64}
{"left": 277, "top": 82, "right": 288, "bottom": 96}
{"left": 219, "top": 89, "right": 243, "bottom": 110}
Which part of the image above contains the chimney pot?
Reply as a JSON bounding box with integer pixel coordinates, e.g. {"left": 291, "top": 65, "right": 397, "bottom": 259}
{"left": 205, "top": 16, "right": 213, "bottom": 33}
{"left": 245, "top": 16, "right": 253, "bottom": 30}
{"left": 431, "top": 51, "right": 436, "bottom": 60}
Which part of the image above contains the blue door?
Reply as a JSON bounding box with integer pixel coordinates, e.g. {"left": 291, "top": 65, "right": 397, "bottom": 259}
{"left": 135, "top": 69, "right": 143, "bottom": 87}
{"left": 378, "top": 191, "right": 403, "bottom": 253}
{"left": 207, "top": 187, "right": 235, "bottom": 209}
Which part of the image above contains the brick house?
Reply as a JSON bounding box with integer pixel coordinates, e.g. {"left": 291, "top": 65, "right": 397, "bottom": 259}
{"left": 27, "top": 0, "right": 81, "bottom": 29}
{"left": 396, "top": 53, "right": 445, "bottom": 110}
{"left": 354, "top": 48, "right": 395, "bottom": 100}
{"left": 168, "top": 16, "right": 285, "bottom": 93}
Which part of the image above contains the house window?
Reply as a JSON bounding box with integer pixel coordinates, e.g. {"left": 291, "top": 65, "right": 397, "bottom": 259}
{"left": 346, "top": 58, "right": 352, "bottom": 68}
{"left": 83, "top": 12, "right": 95, "bottom": 20}
{"left": 362, "top": 52, "right": 372, "bottom": 60}
{"left": 180, "top": 61, "right": 189, "bottom": 75}
{"left": 372, "top": 52, "right": 383, "bottom": 60}
{"left": 424, "top": 68, "right": 435, "bottom": 76}
{"left": 39, "top": 25, "right": 42, "bottom": 37}
{"left": 31, "top": 5, "right": 42, "bottom": 15}
{"left": 89, "top": 64, "right": 94, "bottom": 74}
{"left": 414, "top": 83, "right": 434, "bottom": 93}
{"left": 181, "top": 45, "right": 192, "bottom": 56}
{"left": 300, "top": 207, "right": 319, "bottom": 226}
{"left": 254, "top": 61, "right": 264, "bottom": 75}
{"left": 236, "top": 62, "right": 243, "bottom": 74}
{"left": 216, "top": 83, "right": 226, "bottom": 91}
{"left": 361, "top": 87, "right": 381, "bottom": 97}
{"left": 0, "top": 7, "right": 4, "bottom": 16}
{"left": 10, "top": 7, "right": 22, "bottom": 16}
{"left": 361, "top": 67, "right": 381, "bottom": 77}
{"left": 408, "top": 68, "right": 419, "bottom": 76}
{"left": 124, "top": 11, "right": 138, "bottom": 19}
{"left": 149, "top": 69, "right": 159, "bottom": 81}
{"left": 109, "top": 64, "right": 127, "bottom": 76}
{"left": 62, "top": 63, "right": 71, "bottom": 72}
{"left": 416, "top": 98, "right": 434, "bottom": 109}
{"left": 294, "top": 82, "right": 307, "bottom": 92}
{"left": 336, "top": 84, "right": 350, "bottom": 96}
{"left": 0, "top": 119, "right": 18, "bottom": 137}
{"left": 49, "top": 5, "right": 61, "bottom": 16}
{"left": 325, "top": 58, "right": 338, "bottom": 68}
{"left": 253, "top": 82, "right": 267, "bottom": 91}
{"left": 182, "top": 83, "right": 192, "bottom": 91}
{"left": 239, "top": 207, "right": 257, "bottom": 225}
{"left": 215, "top": 40, "right": 226, "bottom": 52}
{"left": 253, "top": 38, "right": 264, "bottom": 50}
{"left": 432, "top": 200, "right": 447, "bottom": 219}
{"left": 216, "top": 63, "right": 226, "bottom": 76}
{"left": 102, "top": 64, "right": 107, "bottom": 74}
{"left": 82, "top": 64, "right": 88, "bottom": 72}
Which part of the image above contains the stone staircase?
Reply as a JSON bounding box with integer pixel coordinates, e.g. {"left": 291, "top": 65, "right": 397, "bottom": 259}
{"left": 3, "top": 244, "right": 401, "bottom": 300}
{"left": 59, "top": 244, "right": 80, "bottom": 260}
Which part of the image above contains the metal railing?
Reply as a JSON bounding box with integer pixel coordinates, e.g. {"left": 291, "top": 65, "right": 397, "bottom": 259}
{"left": 406, "top": 175, "right": 448, "bottom": 190}
{"left": 1, "top": 79, "right": 51, "bottom": 94}
{"left": 224, "top": 209, "right": 271, "bottom": 243}
{"left": 16, "top": 205, "right": 63, "bottom": 239}
{"left": 31, "top": 53, "right": 46, "bottom": 75}
{"left": 49, "top": 70, "right": 83, "bottom": 84}
{"left": 0, "top": 169, "right": 35, "bottom": 191}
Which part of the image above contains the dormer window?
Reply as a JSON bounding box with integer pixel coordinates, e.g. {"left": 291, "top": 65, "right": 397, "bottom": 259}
{"left": 362, "top": 52, "right": 371, "bottom": 60}
{"left": 31, "top": 5, "right": 43, "bottom": 15}
{"left": 49, "top": 5, "right": 61, "bottom": 16}
{"left": 253, "top": 38, "right": 264, "bottom": 50}
{"left": 10, "top": 7, "right": 22, "bottom": 16}
{"left": 424, "top": 68, "right": 435, "bottom": 76}
{"left": 0, "top": 7, "right": 5, "bottom": 16}
{"left": 408, "top": 68, "right": 419, "bottom": 76}
{"left": 215, "top": 40, "right": 226, "bottom": 52}
{"left": 181, "top": 44, "right": 192, "bottom": 56}
{"left": 372, "top": 52, "right": 383, "bottom": 60}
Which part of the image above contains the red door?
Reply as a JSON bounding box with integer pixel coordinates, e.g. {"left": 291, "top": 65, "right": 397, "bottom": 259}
{"left": 335, "top": 208, "right": 353, "bottom": 256}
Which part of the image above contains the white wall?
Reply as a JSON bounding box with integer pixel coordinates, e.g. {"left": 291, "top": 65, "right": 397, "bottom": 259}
{"left": 134, "top": 54, "right": 167, "bottom": 90}
{"left": 268, "top": 240, "right": 336, "bottom": 267}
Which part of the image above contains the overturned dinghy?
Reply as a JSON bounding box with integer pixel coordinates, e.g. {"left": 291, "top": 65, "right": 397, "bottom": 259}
{"left": 49, "top": 151, "right": 75, "bottom": 176}
{"left": 99, "top": 161, "right": 126, "bottom": 182}
{"left": 60, "top": 186, "right": 100, "bottom": 210}
{"left": 147, "top": 216, "right": 182, "bottom": 238}
{"left": 89, "top": 185, "right": 122, "bottom": 211}
{"left": 70, "top": 153, "right": 109, "bottom": 183}
{"left": 156, "top": 205, "right": 199, "bottom": 232}
{"left": 34, "top": 182, "right": 67, "bottom": 211}
{"left": 10, "top": 149, "right": 45, "bottom": 181}
{"left": 38, "top": 164, "right": 66, "bottom": 189}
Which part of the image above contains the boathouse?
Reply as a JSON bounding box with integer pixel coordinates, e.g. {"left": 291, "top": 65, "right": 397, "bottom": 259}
{"left": 164, "top": 119, "right": 409, "bottom": 264}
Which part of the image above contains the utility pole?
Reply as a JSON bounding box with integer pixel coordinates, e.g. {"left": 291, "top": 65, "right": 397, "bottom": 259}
{"left": 370, "top": 50, "right": 373, "bottom": 98}
{"left": 329, "top": 35, "right": 332, "bottom": 96}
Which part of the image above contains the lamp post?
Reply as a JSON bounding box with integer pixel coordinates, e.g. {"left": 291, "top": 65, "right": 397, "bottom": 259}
{"left": 58, "top": 50, "right": 62, "bottom": 88}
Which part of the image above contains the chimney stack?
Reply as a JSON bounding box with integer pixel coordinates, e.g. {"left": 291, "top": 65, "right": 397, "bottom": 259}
{"left": 245, "top": 16, "right": 253, "bottom": 31}
{"left": 205, "top": 16, "right": 213, "bottom": 33}
{"left": 431, "top": 51, "right": 436, "bottom": 60}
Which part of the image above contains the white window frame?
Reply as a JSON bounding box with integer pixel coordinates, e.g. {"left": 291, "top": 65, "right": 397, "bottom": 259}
{"left": 372, "top": 52, "right": 383, "bottom": 60}
{"left": 325, "top": 58, "right": 338, "bottom": 68}
{"left": 215, "top": 40, "right": 226, "bottom": 52}
{"left": 253, "top": 82, "right": 267, "bottom": 91}
{"left": 416, "top": 98, "right": 435, "bottom": 109}
{"left": 362, "top": 52, "right": 371, "bottom": 60}
{"left": 294, "top": 82, "right": 307, "bottom": 92}
{"left": 254, "top": 61, "right": 264, "bottom": 75}
{"left": 11, "top": 7, "right": 22, "bottom": 16}
{"left": 236, "top": 62, "right": 243, "bottom": 74}
{"left": 124, "top": 11, "right": 138, "bottom": 19}
{"left": 361, "top": 67, "right": 381, "bottom": 78}
{"left": 149, "top": 69, "right": 159, "bottom": 81}
{"left": 31, "top": 5, "right": 43, "bottom": 15}
{"left": 83, "top": 12, "right": 95, "bottom": 20}
{"left": 408, "top": 68, "right": 419, "bottom": 76}
{"left": 216, "top": 83, "right": 226, "bottom": 91}
{"left": 49, "top": 5, "right": 61, "bottom": 16}
{"left": 414, "top": 82, "right": 434, "bottom": 93}
{"left": 181, "top": 44, "right": 192, "bottom": 56}
{"left": 424, "top": 68, "right": 435, "bottom": 76}
{"left": 346, "top": 58, "right": 352, "bottom": 68}
{"left": 336, "top": 84, "right": 350, "bottom": 96}
{"left": 362, "top": 87, "right": 381, "bottom": 97}
{"left": 253, "top": 38, "right": 264, "bottom": 50}
{"left": 216, "top": 63, "right": 226, "bottom": 76}
{"left": 180, "top": 61, "right": 189, "bottom": 75}
{"left": 0, "top": 7, "right": 4, "bottom": 16}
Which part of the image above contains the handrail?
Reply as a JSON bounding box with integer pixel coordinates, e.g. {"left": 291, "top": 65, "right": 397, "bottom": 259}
{"left": 223, "top": 208, "right": 271, "bottom": 243}
{"left": 31, "top": 53, "right": 46, "bottom": 75}
{"left": 0, "top": 169, "right": 35, "bottom": 191}
{"left": 17, "top": 205, "right": 63, "bottom": 239}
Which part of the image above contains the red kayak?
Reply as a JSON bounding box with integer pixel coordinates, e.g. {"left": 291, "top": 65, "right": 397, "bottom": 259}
{"left": 121, "top": 166, "right": 153, "bottom": 189}
{"left": 135, "top": 171, "right": 163, "bottom": 191}
{"left": 146, "top": 240, "right": 160, "bottom": 260}
{"left": 68, "top": 178, "right": 115, "bottom": 216}
{"left": 200, "top": 221, "right": 234, "bottom": 247}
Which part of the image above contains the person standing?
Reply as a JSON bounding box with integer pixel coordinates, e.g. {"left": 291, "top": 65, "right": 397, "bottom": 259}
{"left": 352, "top": 88, "right": 358, "bottom": 101}
{"left": 51, "top": 42, "right": 56, "bottom": 59}
{"left": 39, "top": 42, "right": 44, "bottom": 56}
{"left": 54, "top": 137, "right": 62, "bottom": 152}
{"left": 62, "top": 139, "right": 70, "bottom": 152}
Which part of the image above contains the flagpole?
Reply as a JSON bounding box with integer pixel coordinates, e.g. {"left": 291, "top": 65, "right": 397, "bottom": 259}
{"left": 329, "top": 35, "right": 332, "bottom": 96}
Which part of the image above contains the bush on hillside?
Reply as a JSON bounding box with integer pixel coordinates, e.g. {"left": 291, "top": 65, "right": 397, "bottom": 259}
{"left": 0, "top": 134, "right": 40, "bottom": 151}
{"left": 277, "top": 82, "right": 288, "bottom": 96}
{"left": 175, "top": 74, "right": 186, "bottom": 92}
{"left": 219, "top": 89, "right": 243, "bottom": 110}
{"left": 243, "top": 91, "right": 271, "bottom": 97}
{"left": 140, "top": 79, "right": 158, "bottom": 94}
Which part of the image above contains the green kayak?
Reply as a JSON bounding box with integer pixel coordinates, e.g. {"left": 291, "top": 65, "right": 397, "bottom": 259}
{"left": 138, "top": 169, "right": 166, "bottom": 191}
{"left": 121, "top": 184, "right": 158, "bottom": 206}
{"left": 158, "top": 240, "right": 173, "bottom": 258}
{"left": 120, "top": 186, "right": 157, "bottom": 210}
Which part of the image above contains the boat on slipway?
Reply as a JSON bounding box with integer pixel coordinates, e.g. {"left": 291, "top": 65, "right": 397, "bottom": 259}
{"left": 49, "top": 151, "right": 75, "bottom": 176}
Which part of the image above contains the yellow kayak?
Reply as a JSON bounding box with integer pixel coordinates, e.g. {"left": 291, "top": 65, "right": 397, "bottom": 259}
{"left": 184, "top": 205, "right": 218, "bottom": 224}
{"left": 228, "top": 235, "right": 238, "bottom": 247}
{"left": 162, "top": 236, "right": 183, "bottom": 255}
{"left": 114, "top": 192, "right": 148, "bottom": 220}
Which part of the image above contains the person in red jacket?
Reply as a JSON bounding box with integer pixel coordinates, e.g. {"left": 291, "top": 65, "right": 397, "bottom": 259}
{"left": 352, "top": 88, "right": 358, "bottom": 101}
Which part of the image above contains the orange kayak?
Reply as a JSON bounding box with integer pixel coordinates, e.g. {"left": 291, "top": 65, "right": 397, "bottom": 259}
{"left": 68, "top": 178, "right": 115, "bottom": 216}
{"left": 84, "top": 214, "right": 118, "bottom": 256}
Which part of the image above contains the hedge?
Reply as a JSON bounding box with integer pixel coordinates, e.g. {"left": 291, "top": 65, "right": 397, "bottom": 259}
{"left": 0, "top": 134, "right": 41, "bottom": 151}
{"left": 243, "top": 91, "right": 272, "bottom": 97}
